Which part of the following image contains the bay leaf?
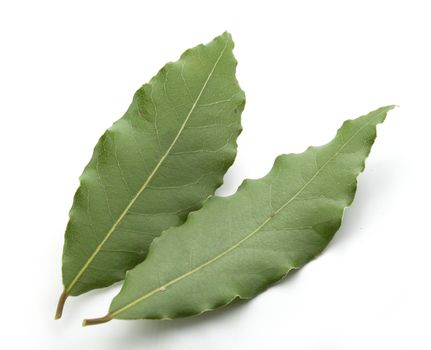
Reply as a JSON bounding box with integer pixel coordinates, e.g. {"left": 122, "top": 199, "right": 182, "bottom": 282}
{"left": 56, "top": 32, "right": 245, "bottom": 318}
{"left": 83, "top": 106, "right": 393, "bottom": 325}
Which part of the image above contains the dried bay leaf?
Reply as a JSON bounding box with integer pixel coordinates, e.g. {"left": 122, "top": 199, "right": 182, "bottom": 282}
{"left": 83, "top": 106, "right": 393, "bottom": 325}
{"left": 56, "top": 32, "right": 245, "bottom": 318}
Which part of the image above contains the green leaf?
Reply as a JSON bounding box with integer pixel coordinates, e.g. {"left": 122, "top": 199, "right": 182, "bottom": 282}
{"left": 56, "top": 32, "right": 245, "bottom": 318}
{"left": 83, "top": 106, "right": 393, "bottom": 325}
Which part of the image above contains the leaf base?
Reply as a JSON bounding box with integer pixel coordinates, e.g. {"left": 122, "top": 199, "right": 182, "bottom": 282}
{"left": 82, "top": 314, "right": 113, "bottom": 326}
{"left": 54, "top": 290, "right": 68, "bottom": 320}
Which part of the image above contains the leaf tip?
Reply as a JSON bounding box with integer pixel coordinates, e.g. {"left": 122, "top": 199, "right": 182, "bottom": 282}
{"left": 219, "top": 30, "right": 233, "bottom": 44}
{"left": 375, "top": 104, "right": 397, "bottom": 124}
{"left": 384, "top": 104, "right": 397, "bottom": 111}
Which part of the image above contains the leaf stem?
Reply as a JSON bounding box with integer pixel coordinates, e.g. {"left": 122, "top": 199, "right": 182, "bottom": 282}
{"left": 54, "top": 290, "right": 68, "bottom": 320}
{"left": 82, "top": 314, "right": 113, "bottom": 327}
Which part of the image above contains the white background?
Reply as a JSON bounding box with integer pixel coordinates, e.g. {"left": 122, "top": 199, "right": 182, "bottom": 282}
{"left": 1, "top": 0, "right": 430, "bottom": 349}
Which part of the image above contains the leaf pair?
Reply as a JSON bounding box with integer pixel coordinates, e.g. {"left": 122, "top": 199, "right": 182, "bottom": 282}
{"left": 57, "top": 32, "right": 394, "bottom": 325}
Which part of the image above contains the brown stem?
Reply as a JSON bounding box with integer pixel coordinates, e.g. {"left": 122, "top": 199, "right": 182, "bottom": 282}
{"left": 82, "top": 314, "right": 113, "bottom": 327}
{"left": 54, "top": 290, "right": 68, "bottom": 320}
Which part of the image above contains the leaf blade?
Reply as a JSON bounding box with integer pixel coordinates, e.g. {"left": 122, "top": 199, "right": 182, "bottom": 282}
{"left": 58, "top": 32, "right": 245, "bottom": 314}
{"left": 89, "top": 106, "right": 393, "bottom": 322}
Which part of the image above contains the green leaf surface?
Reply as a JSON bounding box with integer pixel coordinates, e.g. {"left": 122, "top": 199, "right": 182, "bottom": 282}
{"left": 56, "top": 32, "right": 245, "bottom": 317}
{"left": 84, "top": 106, "right": 393, "bottom": 325}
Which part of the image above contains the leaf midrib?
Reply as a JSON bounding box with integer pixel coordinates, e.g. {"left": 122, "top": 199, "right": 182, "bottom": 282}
{"left": 111, "top": 113, "right": 382, "bottom": 318}
{"left": 65, "top": 39, "right": 229, "bottom": 294}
